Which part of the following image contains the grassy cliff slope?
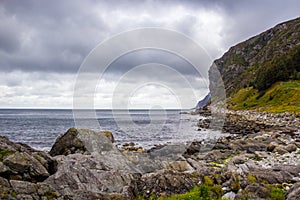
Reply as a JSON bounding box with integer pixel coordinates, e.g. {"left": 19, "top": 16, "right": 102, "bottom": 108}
{"left": 209, "top": 17, "right": 300, "bottom": 113}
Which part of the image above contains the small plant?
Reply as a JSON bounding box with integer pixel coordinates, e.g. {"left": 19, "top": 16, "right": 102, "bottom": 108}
{"left": 10, "top": 191, "right": 17, "bottom": 198}
{"left": 203, "top": 176, "right": 214, "bottom": 187}
{"left": 248, "top": 174, "right": 257, "bottom": 183}
{"left": 269, "top": 186, "right": 285, "bottom": 200}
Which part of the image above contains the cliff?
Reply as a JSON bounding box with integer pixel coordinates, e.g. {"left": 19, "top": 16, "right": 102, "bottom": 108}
{"left": 209, "top": 17, "right": 300, "bottom": 113}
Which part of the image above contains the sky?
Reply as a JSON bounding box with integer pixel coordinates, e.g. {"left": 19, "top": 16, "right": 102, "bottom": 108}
{"left": 0, "top": 0, "right": 299, "bottom": 109}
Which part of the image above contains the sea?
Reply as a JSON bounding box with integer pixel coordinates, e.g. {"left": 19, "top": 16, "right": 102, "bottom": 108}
{"left": 0, "top": 109, "right": 221, "bottom": 152}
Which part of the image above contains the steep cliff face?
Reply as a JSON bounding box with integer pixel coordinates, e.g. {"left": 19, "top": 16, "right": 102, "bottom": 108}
{"left": 210, "top": 17, "right": 300, "bottom": 98}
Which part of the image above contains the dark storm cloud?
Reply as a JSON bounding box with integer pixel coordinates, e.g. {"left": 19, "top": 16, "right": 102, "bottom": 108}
{"left": 106, "top": 49, "right": 201, "bottom": 76}
{"left": 0, "top": 0, "right": 300, "bottom": 74}
{"left": 0, "top": 16, "right": 21, "bottom": 53}
{"left": 0, "top": 0, "right": 107, "bottom": 73}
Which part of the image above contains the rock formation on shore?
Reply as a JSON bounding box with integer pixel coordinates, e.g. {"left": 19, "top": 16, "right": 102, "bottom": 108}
{"left": 0, "top": 120, "right": 299, "bottom": 199}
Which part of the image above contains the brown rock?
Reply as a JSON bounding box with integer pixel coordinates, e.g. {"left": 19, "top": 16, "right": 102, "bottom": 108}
{"left": 267, "top": 141, "right": 278, "bottom": 152}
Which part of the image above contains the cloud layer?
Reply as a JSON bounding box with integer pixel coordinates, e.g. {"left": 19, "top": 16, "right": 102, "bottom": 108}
{"left": 0, "top": 0, "right": 299, "bottom": 108}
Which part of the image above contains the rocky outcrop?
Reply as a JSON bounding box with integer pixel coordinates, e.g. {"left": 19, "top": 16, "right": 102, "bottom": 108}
{"left": 45, "top": 128, "right": 140, "bottom": 199}
{"left": 0, "top": 136, "right": 57, "bottom": 183}
{"left": 195, "top": 93, "right": 211, "bottom": 111}
{"left": 49, "top": 128, "right": 114, "bottom": 156}
{"left": 0, "top": 136, "right": 58, "bottom": 199}
{"left": 198, "top": 109, "right": 300, "bottom": 135}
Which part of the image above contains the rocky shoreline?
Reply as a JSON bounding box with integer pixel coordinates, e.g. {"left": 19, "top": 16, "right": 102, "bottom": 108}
{"left": 0, "top": 109, "right": 299, "bottom": 199}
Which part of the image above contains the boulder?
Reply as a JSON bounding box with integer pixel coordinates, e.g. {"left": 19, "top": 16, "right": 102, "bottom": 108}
{"left": 284, "top": 144, "right": 297, "bottom": 153}
{"left": 0, "top": 136, "right": 56, "bottom": 183}
{"left": 45, "top": 153, "right": 140, "bottom": 196}
{"left": 5, "top": 180, "right": 60, "bottom": 199}
{"left": 274, "top": 146, "right": 289, "bottom": 155}
{"left": 133, "top": 169, "right": 199, "bottom": 198}
{"left": 4, "top": 152, "right": 49, "bottom": 180}
{"left": 164, "top": 161, "right": 194, "bottom": 172}
{"left": 49, "top": 128, "right": 114, "bottom": 156}
{"left": 249, "top": 165, "right": 300, "bottom": 184}
{"left": 45, "top": 128, "right": 140, "bottom": 198}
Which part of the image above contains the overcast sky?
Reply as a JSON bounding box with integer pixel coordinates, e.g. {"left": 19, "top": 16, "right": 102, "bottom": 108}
{"left": 0, "top": 0, "right": 299, "bottom": 109}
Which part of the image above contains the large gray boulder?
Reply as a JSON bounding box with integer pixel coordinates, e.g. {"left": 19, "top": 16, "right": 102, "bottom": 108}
{"left": 45, "top": 128, "right": 140, "bottom": 199}
{"left": 0, "top": 136, "right": 57, "bottom": 183}
{"left": 0, "top": 136, "right": 58, "bottom": 199}
{"left": 49, "top": 128, "right": 114, "bottom": 156}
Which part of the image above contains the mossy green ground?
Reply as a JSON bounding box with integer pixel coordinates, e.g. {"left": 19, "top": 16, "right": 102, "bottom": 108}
{"left": 228, "top": 80, "right": 300, "bottom": 114}
{"left": 162, "top": 185, "right": 220, "bottom": 200}
{"left": 0, "top": 150, "right": 15, "bottom": 161}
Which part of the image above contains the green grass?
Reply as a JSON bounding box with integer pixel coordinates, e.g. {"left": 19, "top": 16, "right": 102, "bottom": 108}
{"left": 228, "top": 80, "right": 300, "bottom": 114}
{"left": 269, "top": 186, "right": 285, "bottom": 200}
{"left": 137, "top": 184, "right": 226, "bottom": 200}
{"left": 164, "top": 185, "right": 213, "bottom": 200}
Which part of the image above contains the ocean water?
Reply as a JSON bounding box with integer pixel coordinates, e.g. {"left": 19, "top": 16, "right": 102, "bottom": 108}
{"left": 0, "top": 109, "right": 221, "bottom": 151}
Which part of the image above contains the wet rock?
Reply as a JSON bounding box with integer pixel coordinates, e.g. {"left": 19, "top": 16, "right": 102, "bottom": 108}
{"left": 49, "top": 128, "right": 114, "bottom": 156}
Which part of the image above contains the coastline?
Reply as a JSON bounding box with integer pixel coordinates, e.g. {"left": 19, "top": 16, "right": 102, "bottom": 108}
{"left": 0, "top": 108, "right": 299, "bottom": 199}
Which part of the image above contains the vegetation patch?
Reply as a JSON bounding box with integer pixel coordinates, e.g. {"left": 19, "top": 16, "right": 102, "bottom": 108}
{"left": 269, "top": 186, "right": 285, "bottom": 200}
{"left": 247, "top": 174, "right": 257, "bottom": 183}
{"left": 228, "top": 80, "right": 300, "bottom": 114}
{"left": 0, "top": 149, "right": 15, "bottom": 161}
{"left": 163, "top": 184, "right": 225, "bottom": 200}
